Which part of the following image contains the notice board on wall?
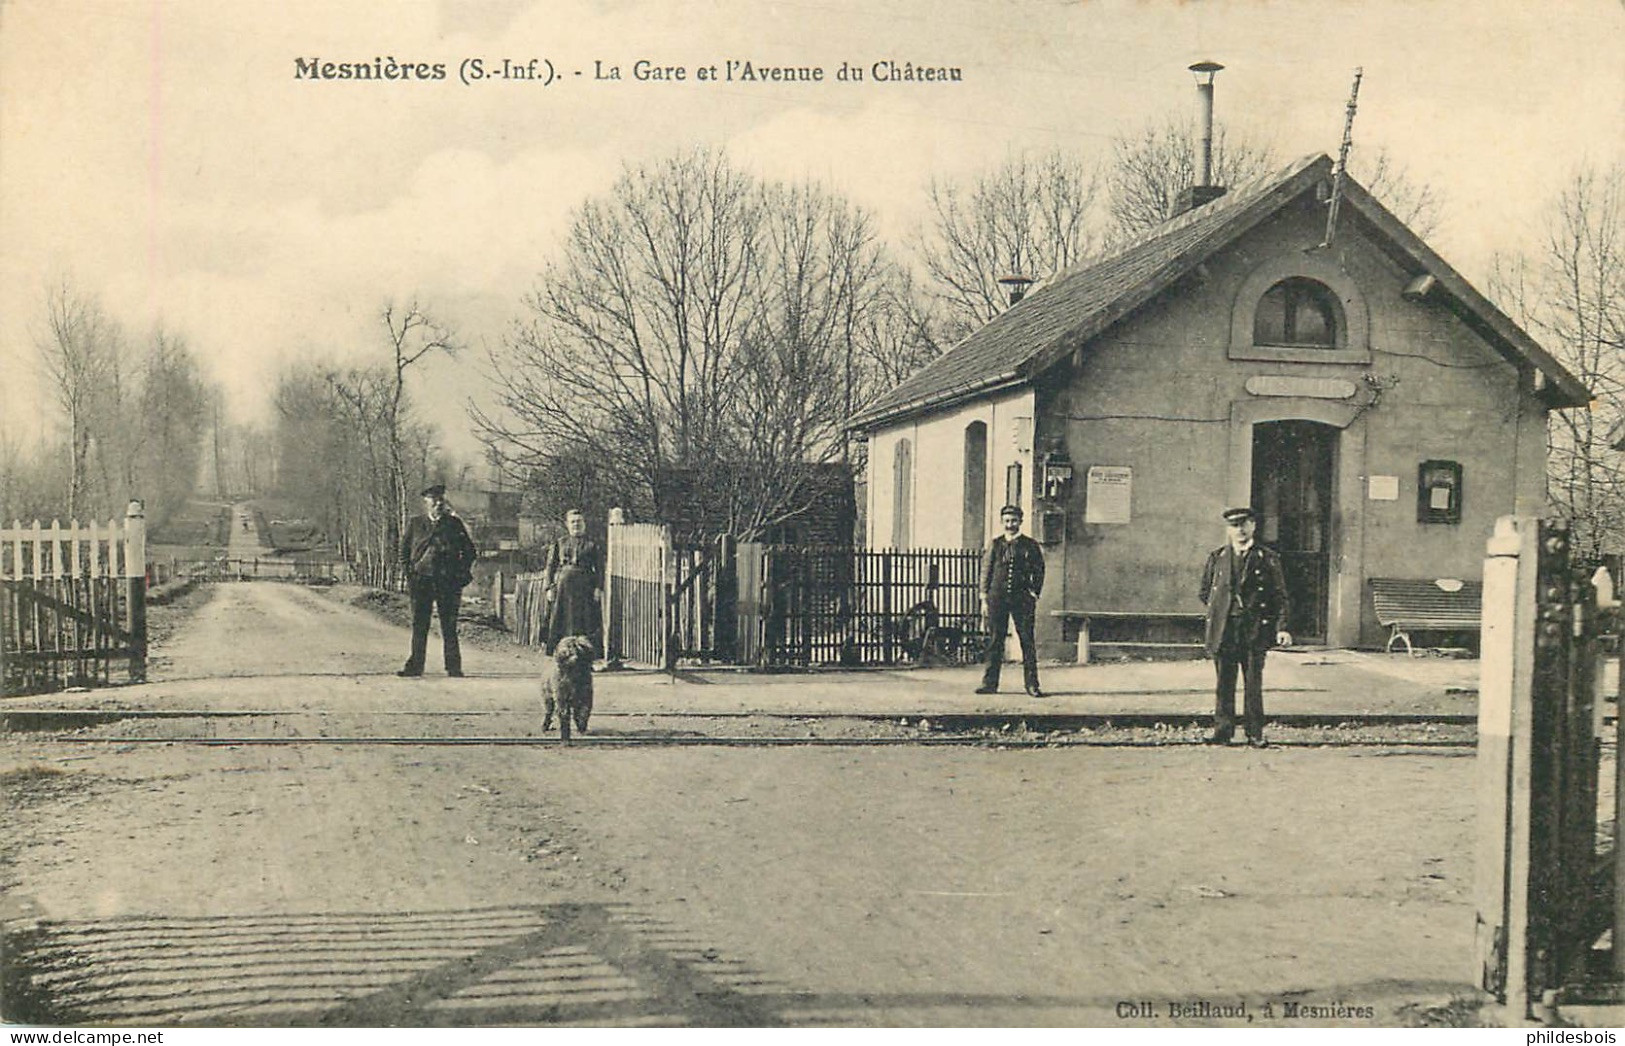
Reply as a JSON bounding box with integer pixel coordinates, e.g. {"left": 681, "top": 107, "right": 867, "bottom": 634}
{"left": 1085, "top": 466, "right": 1132, "bottom": 524}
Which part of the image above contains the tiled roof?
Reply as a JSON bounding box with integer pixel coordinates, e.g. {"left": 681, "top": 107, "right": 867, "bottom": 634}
{"left": 849, "top": 153, "right": 1587, "bottom": 431}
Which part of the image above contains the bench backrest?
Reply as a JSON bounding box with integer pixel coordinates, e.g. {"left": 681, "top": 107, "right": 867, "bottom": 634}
{"left": 1369, "top": 577, "right": 1483, "bottom": 625}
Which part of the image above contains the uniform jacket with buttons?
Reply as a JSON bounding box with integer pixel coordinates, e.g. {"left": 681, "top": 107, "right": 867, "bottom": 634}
{"left": 1199, "top": 542, "right": 1290, "bottom": 655}
{"left": 982, "top": 533, "right": 1045, "bottom": 605}
{"left": 401, "top": 511, "right": 477, "bottom": 590}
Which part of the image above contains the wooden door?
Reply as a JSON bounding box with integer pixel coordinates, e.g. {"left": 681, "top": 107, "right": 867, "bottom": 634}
{"left": 1251, "top": 420, "right": 1335, "bottom": 641}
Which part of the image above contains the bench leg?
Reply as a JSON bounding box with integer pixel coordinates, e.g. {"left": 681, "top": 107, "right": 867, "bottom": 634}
{"left": 1076, "top": 618, "right": 1090, "bottom": 665}
{"left": 1385, "top": 627, "right": 1414, "bottom": 656}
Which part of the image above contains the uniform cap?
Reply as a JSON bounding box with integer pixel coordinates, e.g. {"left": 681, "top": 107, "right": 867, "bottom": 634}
{"left": 999, "top": 504, "right": 1024, "bottom": 520}
{"left": 421, "top": 484, "right": 447, "bottom": 499}
{"left": 1222, "top": 506, "right": 1256, "bottom": 523}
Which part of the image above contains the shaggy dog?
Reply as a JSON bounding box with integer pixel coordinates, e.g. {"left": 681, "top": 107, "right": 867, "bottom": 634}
{"left": 541, "top": 635, "right": 596, "bottom": 741}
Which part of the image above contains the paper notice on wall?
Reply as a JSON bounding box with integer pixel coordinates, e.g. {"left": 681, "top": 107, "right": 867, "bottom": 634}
{"left": 1085, "top": 466, "right": 1132, "bottom": 524}
{"left": 1430, "top": 485, "right": 1452, "bottom": 510}
{"left": 1368, "top": 475, "right": 1399, "bottom": 501}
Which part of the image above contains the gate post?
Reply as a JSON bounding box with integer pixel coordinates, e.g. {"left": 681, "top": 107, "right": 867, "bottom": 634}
{"left": 1474, "top": 515, "right": 1537, "bottom": 1016}
{"left": 661, "top": 523, "right": 677, "bottom": 675}
{"left": 124, "top": 499, "right": 148, "bottom": 684}
{"left": 714, "top": 534, "right": 737, "bottom": 662}
{"left": 605, "top": 508, "right": 624, "bottom": 664}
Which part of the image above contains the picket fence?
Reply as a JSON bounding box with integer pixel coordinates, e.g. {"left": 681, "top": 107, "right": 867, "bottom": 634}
{"left": 0, "top": 501, "right": 148, "bottom": 694}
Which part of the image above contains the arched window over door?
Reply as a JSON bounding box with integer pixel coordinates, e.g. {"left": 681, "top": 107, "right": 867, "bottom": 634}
{"left": 963, "top": 422, "right": 987, "bottom": 548}
{"left": 1253, "top": 277, "right": 1341, "bottom": 347}
{"left": 892, "top": 439, "right": 913, "bottom": 548}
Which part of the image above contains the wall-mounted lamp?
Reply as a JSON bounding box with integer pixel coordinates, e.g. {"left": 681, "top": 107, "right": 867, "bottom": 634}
{"left": 1401, "top": 274, "right": 1438, "bottom": 302}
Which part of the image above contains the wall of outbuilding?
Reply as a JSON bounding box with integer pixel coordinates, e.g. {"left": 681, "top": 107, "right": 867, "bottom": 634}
{"left": 865, "top": 388, "right": 1037, "bottom": 551}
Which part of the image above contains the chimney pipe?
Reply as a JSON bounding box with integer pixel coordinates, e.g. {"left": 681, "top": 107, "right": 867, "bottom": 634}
{"left": 1189, "top": 61, "right": 1224, "bottom": 187}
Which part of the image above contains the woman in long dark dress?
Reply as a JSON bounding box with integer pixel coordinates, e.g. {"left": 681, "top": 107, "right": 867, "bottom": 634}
{"left": 542, "top": 509, "right": 603, "bottom": 655}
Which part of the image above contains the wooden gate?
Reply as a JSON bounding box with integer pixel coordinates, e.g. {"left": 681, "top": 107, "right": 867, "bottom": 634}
{"left": 1475, "top": 516, "right": 1613, "bottom": 1019}
{"left": 603, "top": 518, "right": 732, "bottom": 668}
{"left": 1, "top": 502, "right": 148, "bottom": 695}
{"left": 605, "top": 519, "right": 670, "bottom": 668}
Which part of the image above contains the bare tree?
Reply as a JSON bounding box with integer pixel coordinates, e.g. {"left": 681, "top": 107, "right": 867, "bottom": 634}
{"left": 272, "top": 364, "right": 386, "bottom": 567}
{"left": 917, "top": 150, "right": 1107, "bottom": 333}
{"left": 0, "top": 430, "right": 57, "bottom": 523}
{"left": 135, "top": 325, "right": 212, "bottom": 527}
{"left": 852, "top": 266, "right": 944, "bottom": 395}
{"left": 1490, "top": 164, "right": 1625, "bottom": 558}
{"left": 36, "top": 281, "right": 120, "bottom": 518}
{"left": 1106, "top": 116, "right": 1279, "bottom": 240}
{"left": 1349, "top": 144, "right": 1443, "bottom": 238}
{"left": 29, "top": 283, "right": 214, "bottom": 529}
{"left": 1107, "top": 114, "right": 1444, "bottom": 244}
{"left": 380, "top": 302, "right": 458, "bottom": 559}
{"left": 479, "top": 148, "right": 917, "bottom": 539}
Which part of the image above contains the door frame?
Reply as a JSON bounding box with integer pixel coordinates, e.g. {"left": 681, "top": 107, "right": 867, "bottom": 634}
{"left": 1227, "top": 397, "right": 1366, "bottom": 648}
{"left": 1250, "top": 419, "right": 1338, "bottom": 642}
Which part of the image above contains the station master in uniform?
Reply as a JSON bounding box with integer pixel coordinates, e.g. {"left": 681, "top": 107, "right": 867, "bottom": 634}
{"left": 1198, "top": 506, "right": 1292, "bottom": 746}
{"left": 976, "top": 504, "right": 1046, "bottom": 697}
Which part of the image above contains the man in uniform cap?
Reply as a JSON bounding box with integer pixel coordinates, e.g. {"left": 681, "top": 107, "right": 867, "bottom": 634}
{"left": 398, "top": 483, "right": 477, "bottom": 677}
{"left": 1198, "top": 506, "right": 1292, "bottom": 746}
{"left": 976, "top": 504, "right": 1046, "bottom": 697}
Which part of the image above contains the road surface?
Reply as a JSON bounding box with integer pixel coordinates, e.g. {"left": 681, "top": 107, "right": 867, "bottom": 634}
{"left": 0, "top": 582, "right": 1482, "bottom": 1027}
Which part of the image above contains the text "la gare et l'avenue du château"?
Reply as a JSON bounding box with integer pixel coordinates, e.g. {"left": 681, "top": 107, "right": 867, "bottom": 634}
{"left": 595, "top": 59, "right": 963, "bottom": 83}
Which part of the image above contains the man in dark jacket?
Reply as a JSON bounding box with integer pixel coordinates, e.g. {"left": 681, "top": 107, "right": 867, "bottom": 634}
{"left": 398, "top": 483, "right": 477, "bottom": 678}
{"left": 976, "top": 504, "right": 1046, "bottom": 697}
{"left": 1198, "top": 506, "right": 1293, "bottom": 746}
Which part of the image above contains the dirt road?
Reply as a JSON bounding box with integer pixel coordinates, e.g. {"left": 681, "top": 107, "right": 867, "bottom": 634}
{"left": 151, "top": 582, "right": 422, "bottom": 679}
{"left": 1, "top": 583, "right": 1484, "bottom": 1027}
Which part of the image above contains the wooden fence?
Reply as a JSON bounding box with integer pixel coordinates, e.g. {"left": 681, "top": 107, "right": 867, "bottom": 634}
{"left": 1, "top": 502, "right": 148, "bottom": 695}
{"left": 171, "top": 557, "right": 349, "bottom": 583}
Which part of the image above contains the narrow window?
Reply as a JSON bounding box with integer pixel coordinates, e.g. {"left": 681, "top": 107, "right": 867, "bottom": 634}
{"left": 963, "top": 422, "right": 988, "bottom": 548}
{"left": 892, "top": 439, "right": 913, "bottom": 547}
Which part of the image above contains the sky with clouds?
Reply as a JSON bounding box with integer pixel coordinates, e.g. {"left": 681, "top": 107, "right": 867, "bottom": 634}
{"left": 2, "top": 0, "right": 1621, "bottom": 463}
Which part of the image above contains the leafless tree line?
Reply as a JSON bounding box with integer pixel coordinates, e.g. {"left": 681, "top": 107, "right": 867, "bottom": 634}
{"left": 1490, "top": 165, "right": 1625, "bottom": 559}
{"left": 470, "top": 115, "right": 1445, "bottom": 539}
{"left": 3, "top": 281, "right": 214, "bottom": 533}
{"left": 918, "top": 116, "right": 1442, "bottom": 336}
{"left": 473, "top": 148, "right": 939, "bottom": 539}
{"left": 266, "top": 302, "right": 460, "bottom": 584}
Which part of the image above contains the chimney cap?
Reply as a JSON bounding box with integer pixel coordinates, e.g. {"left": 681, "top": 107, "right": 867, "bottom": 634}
{"left": 1189, "top": 60, "right": 1224, "bottom": 74}
{"left": 998, "top": 272, "right": 1035, "bottom": 307}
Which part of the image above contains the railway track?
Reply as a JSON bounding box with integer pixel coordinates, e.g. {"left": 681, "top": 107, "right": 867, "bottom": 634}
{"left": 2, "top": 707, "right": 1482, "bottom": 749}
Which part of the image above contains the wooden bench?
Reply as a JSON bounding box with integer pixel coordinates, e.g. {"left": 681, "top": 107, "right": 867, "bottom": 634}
{"left": 1369, "top": 577, "right": 1482, "bottom": 655}
{"left": 1051, "top": 610, "right": 1207, "bottom": 663}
